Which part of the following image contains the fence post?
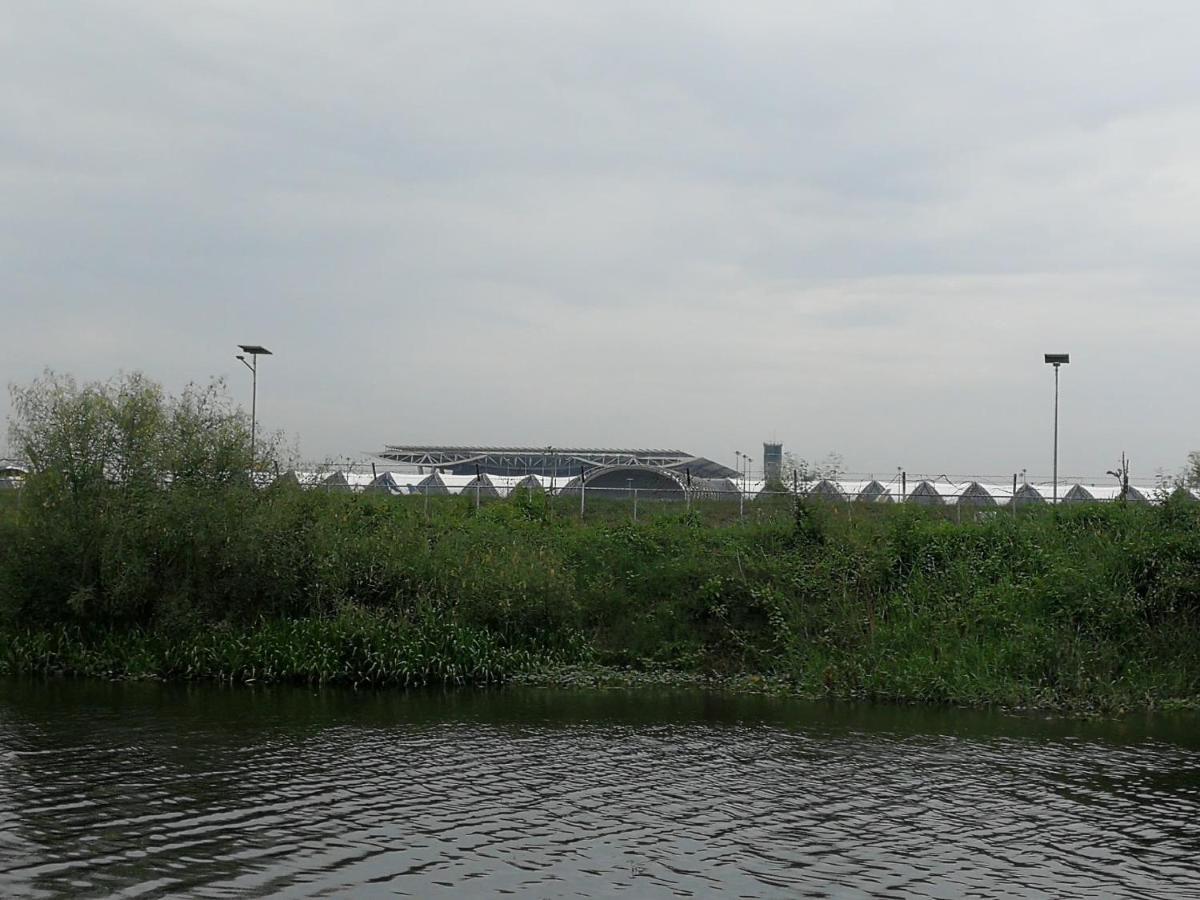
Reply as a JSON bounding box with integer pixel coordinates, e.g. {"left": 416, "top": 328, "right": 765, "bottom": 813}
{"left": 901, "top": 470, "right": 907, "bottom": 503}
{"left": 579, "top": 465, "right": 586, "bottom": 520}
{"left": 1012, "top": 473, "right": 1018, "bottom": 519}
{"left": 475, "top": 464, "right": 481, "bottom": 511}
{"left": 633, "top": 488, "right": 639, "bottom": 522}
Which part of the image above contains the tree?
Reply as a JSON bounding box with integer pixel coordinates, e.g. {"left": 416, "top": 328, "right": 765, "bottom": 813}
{"left": 3, "top": 371, "right": 286, "bottom": 625}
{"left": 7, "top": 370, "right": 278, "bottom": 495}
{"left": 1181, "top": 451, "right": 1200, "bottom": 489}
{"left": 779, "top": 450, "right": 844, "bottom": 487}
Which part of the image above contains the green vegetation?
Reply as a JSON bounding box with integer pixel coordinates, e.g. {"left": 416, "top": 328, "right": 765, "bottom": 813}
{"left": 3, "top": 372, "right": 1200, "bottom": 711}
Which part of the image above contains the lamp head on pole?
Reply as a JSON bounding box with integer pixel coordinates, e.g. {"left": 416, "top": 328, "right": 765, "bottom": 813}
{"left": 1044, "top": 353, "right": 1070, "bottom": 367}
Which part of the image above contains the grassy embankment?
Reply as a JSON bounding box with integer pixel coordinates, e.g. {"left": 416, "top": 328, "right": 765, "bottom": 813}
{"left": 2, "top": 484, "right": 1199, "bottom": 712}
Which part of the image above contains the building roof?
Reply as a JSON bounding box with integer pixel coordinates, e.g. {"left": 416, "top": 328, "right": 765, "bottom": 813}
{"left": 0, "top": 458, "right": 27, "bottom": 477}
{"left": 376, "top": 445, "right": 738, "bottom": 478}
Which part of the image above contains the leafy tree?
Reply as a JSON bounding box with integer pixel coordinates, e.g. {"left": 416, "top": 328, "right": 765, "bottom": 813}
{"left": 779, "top": 450, "right": 844, "bottom": 487}
{"left": 3, "top": 371, "right": 284, "bottom": 624}
{"left": 1181, "top": 451, "right": 1200, "bottom": 488}
{"left": 7, "top": 370, "right": 281, "bottom": 492}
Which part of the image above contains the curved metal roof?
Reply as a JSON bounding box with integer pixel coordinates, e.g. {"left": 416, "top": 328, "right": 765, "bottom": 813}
{"left": 376, "top": 445, "right": 738, "bottom": 478}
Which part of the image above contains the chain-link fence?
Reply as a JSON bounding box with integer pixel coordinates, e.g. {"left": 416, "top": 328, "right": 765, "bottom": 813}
{"left": 258, "top": 467, "right": 1188, "bottom": 528}
{"left": 3, "top": 461, "right": 1188, "bottom": 527}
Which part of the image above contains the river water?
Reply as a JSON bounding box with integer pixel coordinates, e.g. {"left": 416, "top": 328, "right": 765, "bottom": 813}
{"left": 0, "top": 681, "right": 1197, "bottom": 898}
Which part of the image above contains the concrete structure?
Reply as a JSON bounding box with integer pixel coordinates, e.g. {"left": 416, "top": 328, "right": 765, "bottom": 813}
{"left": 763, "top": 443, "right": 783, "bottom": 482}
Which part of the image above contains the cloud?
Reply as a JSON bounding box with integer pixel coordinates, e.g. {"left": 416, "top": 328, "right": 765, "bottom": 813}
{"left": 3, "top": 1, "right": 1200, "bottom": 479}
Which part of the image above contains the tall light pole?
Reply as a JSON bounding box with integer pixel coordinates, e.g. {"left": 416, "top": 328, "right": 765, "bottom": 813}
{"left": 746, "top": 455, "right": 754, "bottom": 511}
{"left": 237, "top": 344, "right": 272, "bottom": 468}
{"left": 735, "top": 450, "right": 743, "bottom": 511}
{"left": 1044, "top": 353, "right": 1069, "bottom": 504}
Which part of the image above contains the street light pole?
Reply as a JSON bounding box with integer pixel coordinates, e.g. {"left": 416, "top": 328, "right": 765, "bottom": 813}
{"left": 237, "top": 344, "right": 272, "bottom": 470}
{"left": 735, "top": 450, "right": 743, "bottom": 518}
{"left": 746, "top": 455, "right": 754, "bottom": 514}
{"left": 1053, "top": 366, "right": 1058, "bottom": 502}
{"left": 1044, "top": 354, "right": 1070, "bottom": 504}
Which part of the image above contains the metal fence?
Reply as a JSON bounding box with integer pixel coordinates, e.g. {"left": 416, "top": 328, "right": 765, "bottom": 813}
{"left": 282, "top": 464, "right": 1176, "bottom": 503}
{"left": 292, "top": 472, "right": 1187, "bottom": 524}
{"left": 3, "top": 463, "right": 1187, "bottom": 522}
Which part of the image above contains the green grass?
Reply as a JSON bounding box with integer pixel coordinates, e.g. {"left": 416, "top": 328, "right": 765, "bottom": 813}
{"left": 2, "top": 481, "right": 1200, "bottom": 711}
{"left": 0, "top": 610, "right": 574, "bottom": 687}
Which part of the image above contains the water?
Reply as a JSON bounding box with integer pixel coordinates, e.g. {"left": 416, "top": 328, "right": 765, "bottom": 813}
{"left": 0, "top": 681, "right": 1197, "bottom": 898}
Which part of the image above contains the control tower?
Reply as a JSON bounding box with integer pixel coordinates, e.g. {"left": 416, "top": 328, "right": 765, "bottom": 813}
{"left": 763, "top": 442, "right": 783, "bottom": 482}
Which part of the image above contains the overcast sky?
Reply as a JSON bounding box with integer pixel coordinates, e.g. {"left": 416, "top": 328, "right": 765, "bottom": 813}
{"left": 4, "top": 1, "right": 1199, "bottom": 480}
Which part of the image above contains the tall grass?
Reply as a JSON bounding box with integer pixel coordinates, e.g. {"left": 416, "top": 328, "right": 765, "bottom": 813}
{"left": 0, "top": 610, "right": 576, "bottom": 687}
{"left": 2, "top": 479, "right": 1199, "bottom": 709}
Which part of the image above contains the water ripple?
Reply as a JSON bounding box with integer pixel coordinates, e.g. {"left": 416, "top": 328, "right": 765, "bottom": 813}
{"left": 0, "top": 683, "right": 1198, "bottom": 898}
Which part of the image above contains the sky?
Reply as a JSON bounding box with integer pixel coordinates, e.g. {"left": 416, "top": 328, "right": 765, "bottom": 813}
{"left": 3, "top": 1, "right": 1199, "bottom": 481}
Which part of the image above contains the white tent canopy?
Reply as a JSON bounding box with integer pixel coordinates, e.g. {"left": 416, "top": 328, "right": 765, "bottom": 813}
{"left": 906, "top": 481, "right": 944, "bottom": 506}
{"left": 804, "top": 479, "right": 849, "bottom": 502}
{"left": 1013, "top": 483, "right": 1046, "bottom": 505}
{"left": 263, "top": 465, "right": 1170, "bottom": 507}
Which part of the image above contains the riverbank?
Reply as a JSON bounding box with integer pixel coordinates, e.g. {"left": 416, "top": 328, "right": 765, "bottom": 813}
{"left": 2, "top": 630, "right": 1196, "bottom": 715}
{"left": 3, "top": 483, "right": 1200, "bottom": 713}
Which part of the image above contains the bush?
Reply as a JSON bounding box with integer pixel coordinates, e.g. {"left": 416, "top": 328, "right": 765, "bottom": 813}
{"left": 4, "top": 371, "right": 1200, "bottom": 709}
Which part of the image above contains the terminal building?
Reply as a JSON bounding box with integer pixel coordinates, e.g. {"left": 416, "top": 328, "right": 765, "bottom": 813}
{"left": 374, "top": 445, "right": 740, "bottom": 499}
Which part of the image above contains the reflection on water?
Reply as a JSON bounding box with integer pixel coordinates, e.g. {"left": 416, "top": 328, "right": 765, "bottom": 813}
{"left": 0, "top": 680, "right": 1197, "bottom": 898}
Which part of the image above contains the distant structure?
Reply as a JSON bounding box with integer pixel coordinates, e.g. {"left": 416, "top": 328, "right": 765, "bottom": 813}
{"left": 0, "top": 460, "right": 26, "bottom": 478}
{"left": 376, "top": 446, "right": 738, "bottom": 479}
{"left": 762, "top": 442, "right": 783, "bottom": 482}
{"left": 375, "top": 445, "right": 739, "bottom": 500}
{"left": 0, "top": 458, "right": 26, "bottom": 492}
